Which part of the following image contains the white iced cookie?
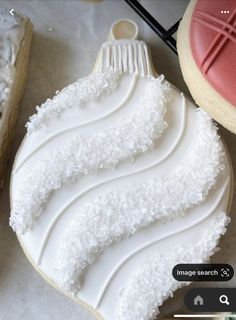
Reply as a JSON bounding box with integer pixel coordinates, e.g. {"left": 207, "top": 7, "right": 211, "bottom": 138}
{"left": 0, "top": 8, "right": 32, "bottom": 187}
{"left": 10, "top": 20, "right": 232, "bottom": 320}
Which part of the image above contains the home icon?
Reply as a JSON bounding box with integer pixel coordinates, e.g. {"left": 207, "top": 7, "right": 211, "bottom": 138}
{"left": 194, "top": 295, "right": 204, "bottom": 306}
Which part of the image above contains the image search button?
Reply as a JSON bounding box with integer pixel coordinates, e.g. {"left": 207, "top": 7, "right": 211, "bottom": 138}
{"left": 220, "top": 295, "right": 230, "bottom": 305}
{"left": 172, "top": 264, "right": 234, "bottom": 282}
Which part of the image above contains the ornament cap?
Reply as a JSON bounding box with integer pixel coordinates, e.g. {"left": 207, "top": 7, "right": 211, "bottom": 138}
{"left": 108, "top": 19, "right": 139, "bottom": 41}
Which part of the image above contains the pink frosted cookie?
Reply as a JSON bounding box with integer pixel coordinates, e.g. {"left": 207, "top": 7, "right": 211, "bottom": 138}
{"left": 177, "top": 0, "right": 236, "bottom": 133}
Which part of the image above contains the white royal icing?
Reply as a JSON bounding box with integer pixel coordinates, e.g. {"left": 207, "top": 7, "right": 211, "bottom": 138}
{"left": 0, "top": 9, "right": 25, "bottom": 116}
{"left": 10, "top": 75, "right": 169, "bottom": 234}
{"left": 34, "top": 93, "right": 187, "bottom": 274}
{"left": 115, "top": 212, "right": 230, "bottom": 320}
{"left": 26, "top": 40, "right": 155, "bottom": 134}
{"left": 10, "top": 36, "right": 232, "bottom": 320}
{"left": 52, "top": 109, "right": 225, "bottom": 293}
{"left": 26, "top": 69, "right": 121, "bottom": 134}
{"left": 14, "top": 73, "right": 139, "bottom": 174}
{"left": 94, "top": 177, "right": 229, "bottom": 310}
{"left": 95, "top": 40, "right": 153, "bottom": 77}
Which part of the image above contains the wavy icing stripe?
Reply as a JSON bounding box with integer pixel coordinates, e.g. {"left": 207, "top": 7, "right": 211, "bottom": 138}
{"left": 26, "top": 69, "right": 121, "bottom": 134}
{"left": 14, "top": 74, "right": 138, "bottom": 174}
{"left": 115, "top": 212, "right": 230, "bottom": 320}
{"left": 94, "top": 177, "right": 229, "bottom": 309}
{"left": 26, "top": 39, "right": 156, "bottom": 134}
{"left": 36, "top": 94, "right": 186, "bottom": 266}
{"left": 10, "top": 75, "right": 169, "bottom": 234}
{"left": 52, "top": 110, "right": 225, "bottom": 294}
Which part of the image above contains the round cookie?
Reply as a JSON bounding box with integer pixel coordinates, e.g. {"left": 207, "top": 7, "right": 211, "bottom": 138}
{"left": 10, "top": 20, "right": 233, "bottom": 320}
{"left": 177, "top": 0, "right": 236, "bottom": 134}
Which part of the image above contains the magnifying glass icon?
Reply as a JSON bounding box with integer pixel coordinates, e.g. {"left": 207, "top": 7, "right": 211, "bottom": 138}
{"left": 219, "top": 295, "right": 230, "bottom": 305}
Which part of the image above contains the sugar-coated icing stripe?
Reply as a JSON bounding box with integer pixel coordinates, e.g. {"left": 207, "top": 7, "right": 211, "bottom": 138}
{"left": 10, "top": 76, "right": 169, "bottom": 234}
{"left": 52, "top": 110, "right": 225, "bottom": 294}
{"left": 14, "top": 74, "right": 138, "bottom": 175}
{"left": 26, "top": 69, "right": 122, "bottom": 134}
{"left": 114, "top": 211, "right": 230, "bottom": 320}
{"left": 94, "top": 178, "right": 229, "bottom": 309}
{"left": 36, "top": 95, "right": 186, "bottom": 265}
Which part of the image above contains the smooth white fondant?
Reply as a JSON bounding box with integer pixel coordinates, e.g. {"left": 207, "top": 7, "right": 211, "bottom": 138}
{"left": 0, "top": 9, "right": 25, "bottom": 115}
{"left": 10, "top": 37, "right": 231, "bottom": 320}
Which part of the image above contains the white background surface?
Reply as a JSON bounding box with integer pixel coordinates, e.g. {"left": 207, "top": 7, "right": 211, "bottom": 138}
{"left": 0, "top": 1, "right": 235, "bottom": 319}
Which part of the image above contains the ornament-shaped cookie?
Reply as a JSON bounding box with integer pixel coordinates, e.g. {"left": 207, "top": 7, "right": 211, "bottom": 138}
{"left": 10, "top": 20, "right": 232, "bottom": 320}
